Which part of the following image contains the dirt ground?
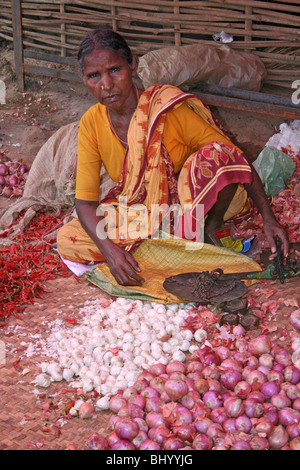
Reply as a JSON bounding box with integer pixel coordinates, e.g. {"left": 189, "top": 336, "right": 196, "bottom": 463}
{"left": 0, "top": 43, "right": 299, "bottom": 451}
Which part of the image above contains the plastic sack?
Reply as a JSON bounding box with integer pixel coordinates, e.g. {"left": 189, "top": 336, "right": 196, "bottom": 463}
{"left": 253, "top": 146, "right": 296, "bottom": 197}
{"left": 137, "top": 44, "right": 267, "bottom": 91}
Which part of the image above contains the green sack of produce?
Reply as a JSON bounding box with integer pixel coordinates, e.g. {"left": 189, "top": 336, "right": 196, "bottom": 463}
{"left": 253, "top": 146, "right": 296, "bottom": 197}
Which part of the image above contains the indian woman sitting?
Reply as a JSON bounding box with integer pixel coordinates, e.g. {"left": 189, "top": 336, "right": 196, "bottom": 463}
{"left": 57, "top": 28, "right": 289, "bottom": 286}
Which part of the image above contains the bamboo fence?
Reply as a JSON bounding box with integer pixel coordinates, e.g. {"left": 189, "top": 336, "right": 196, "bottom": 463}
{"left": 0, "top": 0, "right": 299, "bottom": 88}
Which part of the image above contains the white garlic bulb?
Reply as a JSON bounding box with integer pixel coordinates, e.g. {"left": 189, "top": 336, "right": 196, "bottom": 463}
{"left": 34, "top": 373, "right": 51, "bottom": 388}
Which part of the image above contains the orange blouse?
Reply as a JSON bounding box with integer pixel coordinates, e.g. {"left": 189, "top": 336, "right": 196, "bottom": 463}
{"left": 75, "top": 101, "right": 238, "bottom": 201}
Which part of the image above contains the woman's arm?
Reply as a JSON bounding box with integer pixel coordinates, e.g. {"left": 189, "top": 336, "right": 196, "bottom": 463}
{"left": 75, "top": 198, "right": 144, "bottom": 286}
{"left": 243, "top": 160, "right": 290, "bottom": 258}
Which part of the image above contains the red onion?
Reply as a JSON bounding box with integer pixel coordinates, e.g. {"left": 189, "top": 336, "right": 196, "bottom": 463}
{"left": 210, "top": 407, "right": 227, "bottom": 425}
{"left": 268, "top": 425, "right": 289, "bottom": 449}
{"left": 134, "top": 378, "right": 149, "bottom": 392}
{"left": 249, "top": 335, "right": 271, "bottom": 356}
{"left": 284, "top": 365, "right": 300, "bottom": 384}
{"left": 278, "top": 407, "right": 300, "bottom": 427}
{"left": 148, "top": 424, "right": 170, "bottom": 444}
{"left": 7, "top": 174, "right": 19, "bottom": 187}
{"left": 141, "top": 386, "right": 160, "bottom": 399}
{"left": 114, "top": 417, "right": 139, "bottom": 441}
{"left": 220, "top": 369, "right": 242, "bottom": 391}
{"left": 83, "top": 433, "right": 108, "bottom": 450}
{"left": 173, "top": 423, "right": 196, "bottom": 442}
{"left": 287, "top": 423, "right": 300, "bottom": 439}
{"left": 264, "top": 404, "right": 279, "bottom": 425}
{"left": 187, "top": 371, "right": 204, "bottom": 381}
{"left": 290, "top": 309, "right": 300, "bottom": 330}
{"left": 186, "top": 361, "right": 204, "bottom": 373}
{"left": 224, "top": 396, "right": 244, "bottom": 418}
{"left": 111, "top": 440, "right": 136, "bottom": 450}
{"left": 231, "top": 440, "right": 251, "bottom": 450}
{"left": 220, "top": 358, "right": 243, "bottom": 372}
{"left": 202, "top": 390, "right": 223, "bottom": 410}
{"left": 139, "top": 439, "right": 161, "bottom": 450}
{"left": 246, "top": 369, "right": 267, "bottom": 389}
{"left": 248, "top": 391, "right": 265, "bottom": 403}
{"left": 145, "top": 411, "right": 168, "bottom": 429}
{"left": 245, "top": 356, "right": 259, "bottom": 369}
{"left": 107, "top": 430, "right": 120, "bottom": 448}
{"left": 193, "top": 378, "right": 209, "bottom": 395}
{"left": 166, "top": 361, "right": 186, "bottom": 374}
{"left": 128, "top": 393, "right": 146, "bottom": 409}
{"left": 133, "top": 417, "right": 148, "bottom": 432}
{"left": 259, "top": 353, "right": 274, "bottom": 369}
{"left": 254, "top": 417, "right": 274, "bottom": 437}
{"left": 207, "top": 378, "right": 222, "bottom": 392}
{"left": 234, "top": 381, "right": 252, "bottom": 399}
{"left": 149, "top": 377, "right": 166, "bottom": 395}
{"left": 163, "top": 437, "right": 184, "bottom": 450}
{"left": 123, "top": 386, "right": 138, "bottom": 401}
{"left": 194, "top": 416, "right": 213, "bottom": 434}
{"left": 244, "top": 399, "right": 264, "bottom": 418}
{"left": 290, "top": 437, "right": 300, "bottom": 450}
{"left": 180, "top": 391, "right": 200, "bottom": 410}
{"left": 250, "top": 435, "right": 270, "bottom": 450}
{"left": 164, "top": 379, "right": 188, "bottom": 401}
{"left": 0, "top": 164, "right": 8, "bottom": 176}
{"left": 281, "top": 383, "right": 300, "bottom": 401}
{"left": 202, "top": 365, "right": 220, "bottom": 380}
{"left": 271, "top": 391, "right": 292, "bottom": 409}
{"left": 207, "top": 423, "right": 225, "bottom": 441}
{"left": 267, "top": 369, "right": 284, "bottom": 384}
{"left": 109, "top": 395, "right": 127, "bottom": 414}
{"left": 215, "top": 346, "right": 231, "bottom": 361}
{"left": 168, "top": 405, "right": 193, "bottom": 425}
{"left": 235, "top": 415, "right": 252, "bottom": 433}
{"left": 192, "top": 433, "right": 213, "bottom": 450}
{"left": 293, "top": 398, "right": 300, "bottom": 411}
{"left": 145, "top": 396, "right": 162, "bottom": 413}
{"left": 131, "top": 430, "right": 148, "bottom": 449}
{"left": 150, "top": 363, "right": 166, "bottom": 376}
{"left": 260, "top": 380, "right": 280, "bottom": 398}
{"left": 223, "top": 418, "right": 238, "bottom": 433}
{"left": 275, "top": 348, "right": 292, "bottom": 367}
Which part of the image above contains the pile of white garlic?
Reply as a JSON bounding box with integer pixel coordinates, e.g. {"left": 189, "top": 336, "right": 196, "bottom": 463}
{"left": 33, "top": 297, "right": 208, "bottom": 403}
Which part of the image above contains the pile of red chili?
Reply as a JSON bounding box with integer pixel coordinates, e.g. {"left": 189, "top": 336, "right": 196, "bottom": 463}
{"left": 0, "top": 210, "right": 72, "bottom": 324}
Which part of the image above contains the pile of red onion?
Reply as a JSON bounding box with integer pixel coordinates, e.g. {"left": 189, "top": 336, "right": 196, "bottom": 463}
{"left": 83, "top": 331, "right": 300, "bottom": 450}
{"left": 0, "top": 157, "right": 29, "bottom": 198}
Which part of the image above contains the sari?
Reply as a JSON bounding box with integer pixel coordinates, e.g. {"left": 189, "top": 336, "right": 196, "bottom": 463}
{"left": 57, "top": 84, "right": 253, "bottom": 263}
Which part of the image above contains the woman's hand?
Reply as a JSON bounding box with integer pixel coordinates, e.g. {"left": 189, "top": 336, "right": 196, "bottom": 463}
{"left": 243, "top": 161, "right": 290, "bottom": 260}
{"left": 102, "top": 240, "right": 145, "bottom": 286}
{"left": 262, "top": 214, "right": 290, "bottom": 260}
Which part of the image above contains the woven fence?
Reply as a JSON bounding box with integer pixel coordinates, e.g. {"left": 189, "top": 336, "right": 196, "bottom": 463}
{"left": 0, "top": 0, "right": 300, "bottom": 88}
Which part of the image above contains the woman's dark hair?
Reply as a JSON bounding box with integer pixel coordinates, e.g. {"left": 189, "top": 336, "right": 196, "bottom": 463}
{"left": 78, "top": 28, "right": 133, "bottom": 71}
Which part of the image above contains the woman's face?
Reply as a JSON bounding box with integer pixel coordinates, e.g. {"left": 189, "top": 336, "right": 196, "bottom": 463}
{"left": 82, "top": 47, "right": 138, "bottom": 113}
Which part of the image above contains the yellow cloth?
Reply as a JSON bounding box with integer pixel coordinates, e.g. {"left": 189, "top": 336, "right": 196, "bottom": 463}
{"left": 85, "top": 236, "right": 261, "bottom": 304}
{"left": 76, "top": 97, "right": 238, "bottom": 201}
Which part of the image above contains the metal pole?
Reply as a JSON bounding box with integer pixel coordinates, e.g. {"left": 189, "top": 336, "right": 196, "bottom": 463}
{"left": 11, "top": 0, "right": 24, "bottom": 92}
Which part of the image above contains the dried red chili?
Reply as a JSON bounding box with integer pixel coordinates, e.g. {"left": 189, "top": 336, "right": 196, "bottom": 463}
{"left": 0, "top": 208, "right": 73, "bottom": 323}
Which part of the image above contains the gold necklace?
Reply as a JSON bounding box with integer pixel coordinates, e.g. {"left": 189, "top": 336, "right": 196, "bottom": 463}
{"left": 105, "top": 86, "right": 139, "bottom": 147}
